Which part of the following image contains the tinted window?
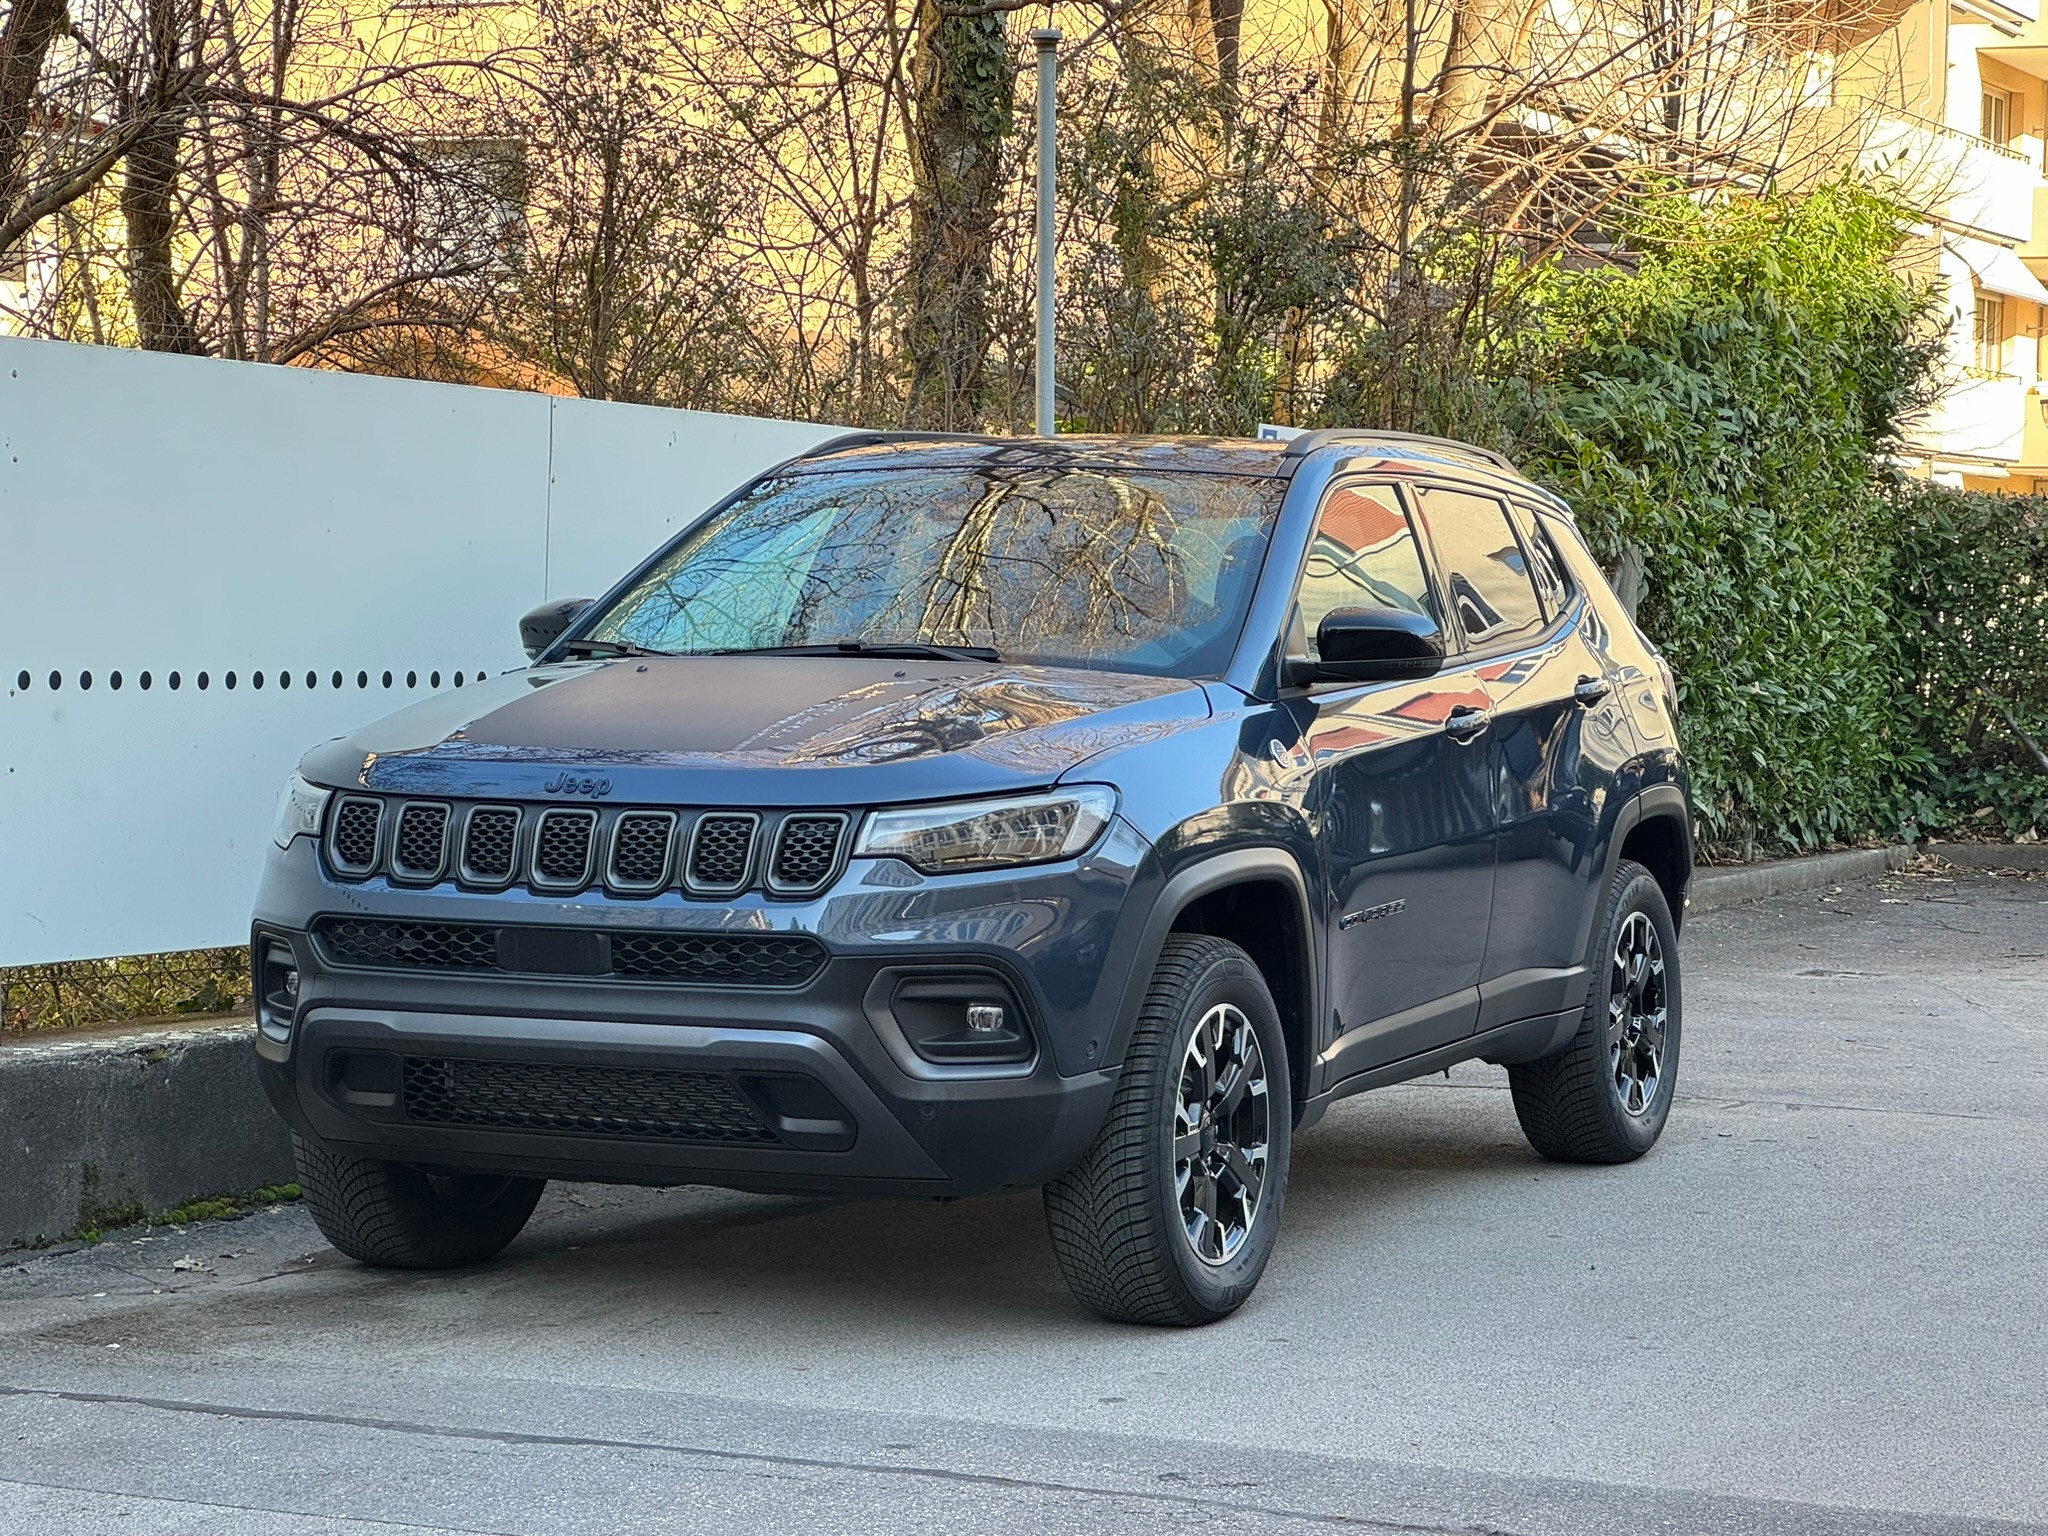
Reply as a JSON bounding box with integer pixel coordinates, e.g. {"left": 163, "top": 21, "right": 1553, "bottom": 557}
{"left": 586, "top": 466, "right": 1284, "bottom": 678}
{"left": 1295, "top": 484, "right": 1437, "bottom": 659}
{"left": 1414, "top": 486, "right": 1545, "bottom": 650}
{"left": 1507, "top": 501, "right": 1573, "bottom": 617}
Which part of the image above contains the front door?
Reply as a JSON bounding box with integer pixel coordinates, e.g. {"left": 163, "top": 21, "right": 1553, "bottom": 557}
{"left": 1291, "top": 482, "right": 1496, "bottom": 1082}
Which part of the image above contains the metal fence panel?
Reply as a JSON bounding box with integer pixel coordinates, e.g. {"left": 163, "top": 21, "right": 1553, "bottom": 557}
{"left": 0, "top": 337, "right": 832, "bottom": 965}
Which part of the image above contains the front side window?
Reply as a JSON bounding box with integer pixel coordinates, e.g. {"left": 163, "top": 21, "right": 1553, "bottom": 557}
{"left": 1414, "top": 486, "right": 1546, "bottom": 651}
{"left": 1294, "top": 483, "right": 1438, "bottom": 659}
{"left": 584, "top": 465, "right": 1284, "bottom": 678}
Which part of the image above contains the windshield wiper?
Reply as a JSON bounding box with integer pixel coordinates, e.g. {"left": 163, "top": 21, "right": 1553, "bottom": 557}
{"left": 699, "top": 640, "right": 1003, "bottom": 663}
{"left": 558, "top": 637, "right": 671, "bottom": 658}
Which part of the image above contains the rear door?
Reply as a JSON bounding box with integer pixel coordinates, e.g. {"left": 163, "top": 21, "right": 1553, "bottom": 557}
{"left": 1295, "top": 482, "right": 1496, "bottom": 1079}
{"left": 1410, "top": 485, "right": 1623, "bottom": 1030}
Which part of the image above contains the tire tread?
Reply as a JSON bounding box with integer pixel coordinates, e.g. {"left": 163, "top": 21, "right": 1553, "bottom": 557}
{"left": 1506, "top": 859, "right": 1678, "bottom": 1165}
{"left": 1044, "top": 934, "right": 1277, "bottom": 1325}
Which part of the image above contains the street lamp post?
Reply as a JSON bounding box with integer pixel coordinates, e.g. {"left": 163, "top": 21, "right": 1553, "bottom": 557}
{"left": 1031, "top": 27, "right": 1061, "bottom": 437}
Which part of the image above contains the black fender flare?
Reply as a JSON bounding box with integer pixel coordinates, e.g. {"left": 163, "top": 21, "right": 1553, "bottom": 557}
{"left": 1601, "top": 781, "right": 1693, "bottom": 927}
{"left": 1100, "top": 846, "right": 1322, "bottom": 1101}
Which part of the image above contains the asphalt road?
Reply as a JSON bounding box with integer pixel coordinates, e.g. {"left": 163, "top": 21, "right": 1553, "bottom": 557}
{"left": 3, "top": 866, "right": 2043, "bottom": 1535}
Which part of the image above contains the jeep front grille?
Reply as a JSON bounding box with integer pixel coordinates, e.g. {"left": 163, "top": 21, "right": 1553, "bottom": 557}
{"left": 310, "top": 916, "right": 827, "bottom": 987}
{"left": 327, "top": 797, "right": 383, "bottom": 875}
{"left": 460, "top": 807, "right": 520, "bottom": 883}
{"left": 390, "top": 803, "right": 449, "bottom": 882}
{"left": 770, "top": 813, "right": 849, "bottom": 894}
{"left": 532, "top": 808, "right": 598, "bottom": 888}
{"left": 319, "top": 797, "right": 847, "bottom": 902}
{"left": 607, "top": 811, "right": 675, "bottom": 891}
{"left": 400, "top": 1056, "right": 781, "bottom": 1144}
{"left": 686, "top": 813, "right": 757, "bottom": 893}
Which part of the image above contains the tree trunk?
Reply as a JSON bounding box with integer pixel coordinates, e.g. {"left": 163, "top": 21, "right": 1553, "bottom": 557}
{"left": 122, "top": 0, "right": 204, "bottom": 354}
{"left": 901, "top": 0, "right": 1014, "bottom": 430}
{"left": 0, "top": 0, "right": 70, "bottom": 235}
{"left": 122, "top": 112, "right": 204, "bottom": 353}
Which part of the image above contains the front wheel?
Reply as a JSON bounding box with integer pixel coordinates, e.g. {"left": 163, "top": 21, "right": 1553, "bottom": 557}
{"left": 1043, "top": 935, "right": 1292, "bottom": 1326}
{"left": 293, "top": 1134, "right": 544, "bottom": 1269}
{"left": 1506, "top": 858, "right": 1682, "bottom": 1163}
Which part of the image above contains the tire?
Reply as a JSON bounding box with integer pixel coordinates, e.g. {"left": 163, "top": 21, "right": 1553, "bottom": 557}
{"left": 1043, "top": 935, "right": 1292, "bottom": 1326}
{"left": 1507, "top": 858, "right": 1682, "bottom": 1164}
{"left": 293, "top": 1133, "right": 545, "bottom": 1269}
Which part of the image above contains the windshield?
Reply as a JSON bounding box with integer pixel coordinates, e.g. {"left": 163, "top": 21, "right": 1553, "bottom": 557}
{"left": 583, "top": 464, "right": 1284, "bottom": 678}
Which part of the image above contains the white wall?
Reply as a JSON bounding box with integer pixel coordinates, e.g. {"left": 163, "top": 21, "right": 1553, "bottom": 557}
{"left": 0, "top": 338, "right": 835, "bottom": 965}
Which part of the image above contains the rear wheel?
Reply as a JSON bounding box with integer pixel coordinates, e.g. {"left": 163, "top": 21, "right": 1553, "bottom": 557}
{"left": 1043, "top": 935, "right": 1292, "bottom": 1326}
{"left": 293, "top": 1134, "right": 544, "bottom": 1269}
{"left": 1506, "top": 859, "right": 1681, "bottom": 1163}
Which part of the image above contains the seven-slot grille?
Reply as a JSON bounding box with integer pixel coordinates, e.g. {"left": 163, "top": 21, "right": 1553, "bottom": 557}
{"left": 318, "top": 797, "right": 852, "bottom": 901}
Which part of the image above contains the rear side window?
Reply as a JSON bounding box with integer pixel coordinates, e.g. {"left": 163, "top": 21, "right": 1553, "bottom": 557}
{"left": 1295, "top": 484, "right": 1438, "bottom": 659}
{"left": 1413, "top": 486, "right": 1545, "bottom": 651}
{"left": 1507, "top": 502, "right": 1573, "bottom": 617}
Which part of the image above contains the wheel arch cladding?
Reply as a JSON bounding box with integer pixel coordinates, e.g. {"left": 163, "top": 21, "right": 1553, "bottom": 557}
{"left": 1615, "top": 795, "right": 1692, "bottom": 930}
{"left": 1155, "top": 868, "right": 1310, "bottom": 1105}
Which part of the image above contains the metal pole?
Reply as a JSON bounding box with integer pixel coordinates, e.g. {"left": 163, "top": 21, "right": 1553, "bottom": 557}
{"left": 1031, "top": 27, "right": 1061, "bottom": 437}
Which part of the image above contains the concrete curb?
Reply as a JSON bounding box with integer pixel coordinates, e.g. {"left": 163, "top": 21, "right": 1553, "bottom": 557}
{"left": 1, "top": 1017, "right": 292, "bottom": 1251}
{"left": 1923, "top": 840, "right": 2048, "bottom": 872}
{"left": 1689, "top": 844, "right": 1915, "bottom": 915}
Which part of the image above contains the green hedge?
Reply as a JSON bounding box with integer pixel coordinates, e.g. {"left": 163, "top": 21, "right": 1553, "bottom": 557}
{"left": 1503, "top": 185, "right": 2048, "bottom": 854}
{"left": 1892, "top": 487, "right": 2048, "bottom": 840}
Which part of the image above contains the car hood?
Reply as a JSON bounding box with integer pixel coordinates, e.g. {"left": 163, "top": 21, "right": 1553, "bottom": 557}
{"left": 298, "top": 655, "right": 1211, "bottom": 806}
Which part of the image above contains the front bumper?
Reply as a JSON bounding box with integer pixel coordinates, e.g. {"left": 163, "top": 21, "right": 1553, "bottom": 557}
{"left": 252, "top": 823, "right": 1157, "bottom": 1198}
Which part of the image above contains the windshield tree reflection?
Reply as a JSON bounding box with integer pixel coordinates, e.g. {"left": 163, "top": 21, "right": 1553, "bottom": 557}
{"left": 587, "top": 466, "right": 1284, "bottom": 679}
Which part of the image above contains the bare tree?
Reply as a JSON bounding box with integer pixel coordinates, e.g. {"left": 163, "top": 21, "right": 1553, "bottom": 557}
{"left": 2, "top": 0, "right": 522, "bottom": 362}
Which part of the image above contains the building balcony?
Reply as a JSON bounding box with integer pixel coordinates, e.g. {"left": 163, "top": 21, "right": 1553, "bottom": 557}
{"left": 1859, "top": 110, "right": 2040, "bottom": 244}
{"left": 1906, "top": 369, "right": 2029, "bottom": 466}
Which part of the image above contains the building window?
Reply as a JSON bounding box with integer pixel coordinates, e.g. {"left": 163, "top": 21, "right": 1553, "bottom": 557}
{"left": 407, "top": 137, "right": 527, "bottom": 279}
{"left": 1973, "top": 293, "right": 2008, "bottom": 376}
{"left": 1981, "top": 86, "right": 2013, "bottom": 147}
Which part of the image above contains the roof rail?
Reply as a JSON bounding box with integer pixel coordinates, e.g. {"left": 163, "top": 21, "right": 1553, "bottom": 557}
{"left": 794, "top": 429, "right": 1005, "bottom": 460}
{"left": 1278, "top": 428, "right": 1518, "bottom": 475}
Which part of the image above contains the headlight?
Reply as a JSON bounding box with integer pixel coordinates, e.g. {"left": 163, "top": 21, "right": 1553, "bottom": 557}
{"left": 271, "top": 773, "right": 331, "bottom": 849}
{"left": 854, "top": 787, "right": 1117, "bottom": 874}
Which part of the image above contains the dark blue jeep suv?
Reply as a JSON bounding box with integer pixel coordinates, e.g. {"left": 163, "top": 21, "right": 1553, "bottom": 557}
{"left": 253, "top": 429, "right": 1690, "bottom": 1325}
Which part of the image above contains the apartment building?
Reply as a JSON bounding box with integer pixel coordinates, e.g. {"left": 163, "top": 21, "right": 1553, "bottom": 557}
{"left": 1847, "top": 0, "right": 2048, "bottom": 491}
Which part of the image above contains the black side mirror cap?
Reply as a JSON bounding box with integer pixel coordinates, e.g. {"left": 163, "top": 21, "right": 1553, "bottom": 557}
{"left": 1283, "top": 606, "right": 1446, "bottom": 687}
{"left": 520, "top": 598, "right": 594, "bottom": 661}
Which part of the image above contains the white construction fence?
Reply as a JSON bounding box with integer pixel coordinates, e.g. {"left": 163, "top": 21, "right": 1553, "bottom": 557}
{"left": 1, "top": 337, "right": 835, "bottom": 965}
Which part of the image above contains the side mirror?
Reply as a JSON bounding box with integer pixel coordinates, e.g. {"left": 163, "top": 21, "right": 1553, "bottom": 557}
{"left": 1284, "top": 606, "right": 1446, "bottom": 687}
{"left": 520, "top": 598, "right": 593, "bottom": 660}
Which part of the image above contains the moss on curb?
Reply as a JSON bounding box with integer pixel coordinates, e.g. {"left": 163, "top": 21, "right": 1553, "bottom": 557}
{"left": 72, "top": 1180, "right": 301, "bottom": 1246}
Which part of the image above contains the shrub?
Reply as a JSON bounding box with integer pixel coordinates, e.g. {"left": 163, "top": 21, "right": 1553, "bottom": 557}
{"left": 1892, "top": 487, "right": 2048, "bottom": 839}
{"left": 1513, "top": 184, "right": 1946, "bottom": 855}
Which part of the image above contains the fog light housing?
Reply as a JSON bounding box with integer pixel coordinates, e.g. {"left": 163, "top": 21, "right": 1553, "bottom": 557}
{"left": 255, "top": 937, "right": 302, "bottom": 1043}
{"left": 886, "top": 973, "right": 1033, "bottom": 1065}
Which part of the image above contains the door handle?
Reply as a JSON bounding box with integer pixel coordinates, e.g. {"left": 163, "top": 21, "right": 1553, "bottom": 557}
{"left": 1573, "top": 676, "right": 1613, "bottom": 707}
{"left": 1443, "top": 705, "right": 1490, "bottom": 740}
